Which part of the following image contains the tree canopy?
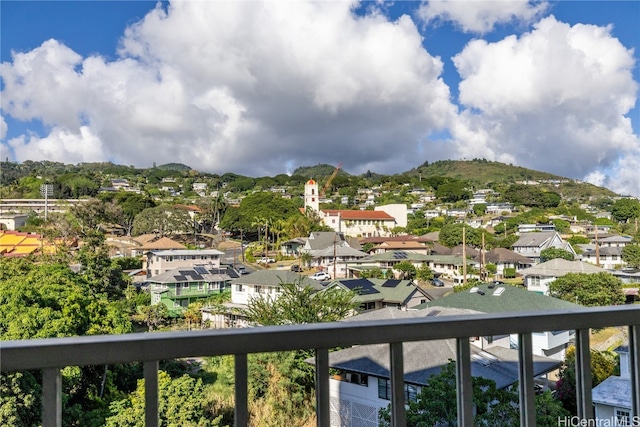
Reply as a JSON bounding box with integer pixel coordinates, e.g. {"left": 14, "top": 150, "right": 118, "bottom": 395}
{"left": 548, "top": 272, "right": 625, "bottom": 306}
{"left": 540, "top": 247, "right": 575, "bottom": 262}
{"left": 243, "top": 280, "right": 357, "bottom": 326}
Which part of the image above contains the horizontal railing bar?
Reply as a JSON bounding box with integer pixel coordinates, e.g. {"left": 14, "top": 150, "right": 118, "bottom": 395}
{"left": 2, "top": 306, "right": 639, "bottom": 372}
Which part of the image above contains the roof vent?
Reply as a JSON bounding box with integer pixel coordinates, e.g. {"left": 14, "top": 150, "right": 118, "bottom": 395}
{"left": 493, "top": 287, "right": 506, "bottom": 296}
{"left": 477, "top": 290, "right": 485, "bottom": 296}
{"left": 427, "top": 310, "right": 441, "bottom": 317}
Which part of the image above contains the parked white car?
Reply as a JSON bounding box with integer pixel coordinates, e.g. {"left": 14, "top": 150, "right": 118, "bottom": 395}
{"left": 257, "top": 257, "right": 275, "bottom": 264}
{"left": 309, "top": 271, "right": 331, "bottom": 281}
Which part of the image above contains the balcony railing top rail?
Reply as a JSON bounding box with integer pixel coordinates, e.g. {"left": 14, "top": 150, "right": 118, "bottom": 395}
{"left": 2, "top": 305, "right": 639, "bottom": 427}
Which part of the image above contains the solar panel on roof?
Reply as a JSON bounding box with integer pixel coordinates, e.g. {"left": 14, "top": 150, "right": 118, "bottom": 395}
{"left": 392, "top": 251, "right": 408, "bottom": 259}
{"left": 381, "top": 280, "right": 400, "bottom": 288}
{"left": 194, "top": 266, "right": 208, "bottom": 274}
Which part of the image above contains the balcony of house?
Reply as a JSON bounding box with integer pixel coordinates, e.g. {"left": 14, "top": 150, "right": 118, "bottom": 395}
{"left": 2, "top": 305, "right": 639, "bottom": 427}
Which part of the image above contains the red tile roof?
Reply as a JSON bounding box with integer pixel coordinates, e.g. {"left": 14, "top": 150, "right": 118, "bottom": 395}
{"left": 322, "top": 210, "right": 394, "bottom": 220}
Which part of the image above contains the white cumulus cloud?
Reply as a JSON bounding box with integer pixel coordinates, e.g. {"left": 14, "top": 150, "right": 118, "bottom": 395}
{"left": 0, "top": 0, "right": 456, "bottom": 177}
{"left": 450, "top": 15, "right": 639, "bottom": 196}
{"left": 418, "top": 0, "right": 548, "bottom": 34}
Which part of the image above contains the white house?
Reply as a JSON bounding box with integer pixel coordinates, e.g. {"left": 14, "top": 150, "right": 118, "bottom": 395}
{"left": 593, "top": 345, "right": 635, "bottom": 426}
{"left": 518, "top": 258, "right": 605, "bottom": 295}
{"left": 374, "top": 204, "right": 407, "bottom": 228}
{"left": 203, "top": 270, "right": 324, "bottom": 328}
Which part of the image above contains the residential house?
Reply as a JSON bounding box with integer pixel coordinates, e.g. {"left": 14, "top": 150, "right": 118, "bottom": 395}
{"left": 300, "top": 232, "right": 368, "bottom": 276}
{"left": 579, "top": 246, "right": 625, "bottom": 270}
{"left": 599, "top": 235, "right": 633, "bottom": 248}
{"left": 347, "top": 251, "right": 476, "bottom": 282}
{"left": 481, "top": 247, "right": 534, "bottom": 278}
{"left": 367, "top": 241, "right": 430, "bottom": 255}
{"left": 517, "top": 223, "right": 556, "bottom": 234}
{"left": 593, "top": 345, "right": 635, "bottom": 425}
{"left": 318, "top": 307, "right": 562, "bottom": 427}
{"left": 518, "top": 258, "right": 605, "bottom": 295}
{"left": 203, "top": 270, "right": 323, "bottom": 328}
{"left": 149, "top": 265, "right": 238, "bottom": 316}
{"left": 511, "top": 231, "right": 575, "bottom": 263}
{"left": 328, "top": 278, "right": 431, "bottom": 311}
{"left": 421, "top": 283, "right": 580, "bottom": 360}
{"left": 144, "top": 249, "right": 224, "bottom": 278}
{"left": 0, "top": 213, "right": 28, "bottom": 231}
{"left": 280, "top": 237, "right": 306, "bottom": 257}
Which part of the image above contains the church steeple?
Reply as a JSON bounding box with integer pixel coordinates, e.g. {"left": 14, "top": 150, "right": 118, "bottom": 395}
{"left": 304, "top": 179, "right": 319, "bottom": 212}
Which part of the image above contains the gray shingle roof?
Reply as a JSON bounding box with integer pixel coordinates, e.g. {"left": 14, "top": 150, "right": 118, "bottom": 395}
{"left": 512, "top": 231, "right": 558, "bottom": 248}
{"left": 324, "top": 308, "right": 560, "bottom": 388}
{"left": 231, "top": 270, "right": 324, "bottom": 290}
{"left": 592, "top": 376, "right": 632, "bottom": 408}
{"left": 518, "top": 258, "right": 604, "bottom": 277}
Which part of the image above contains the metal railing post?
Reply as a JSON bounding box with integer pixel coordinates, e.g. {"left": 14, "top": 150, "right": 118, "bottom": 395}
{"left": 518, "top": 333, "right": 536, "bottom": 427}
{"left": 456, "top": 338, "right": 473, "bottom": 427}
{"left": 42, "top": 368, "right": 62, "bottom": 427}
{"left": 235, "top": 353, "right": 248, "bottom": 427}
{"left": 144, "top": 361, "right": 159, "bottom": 427}
{"left": 575, "top": 328, "right": 593, "bottom": 420}
{"left": 629, "top": 324, "right": 640, "bottom": 419}
{"left": 389, "top": 342, "right": 406, "bottom": 427}
{"left": 315, "top": 348, "right": 330, "bottom": 427}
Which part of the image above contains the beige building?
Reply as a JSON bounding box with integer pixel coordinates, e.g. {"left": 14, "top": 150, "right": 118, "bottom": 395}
{"left": 143, "top": 249, "right": 224, "bottom": 278}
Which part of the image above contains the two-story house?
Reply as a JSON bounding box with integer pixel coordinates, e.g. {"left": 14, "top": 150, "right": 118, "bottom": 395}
{"left": 511, "top": 231, "right": 575, "bottom": 264}
{"left": 144, "top": 249, "right": 225, "bottom": 277}
{"left": 203, "top": 270, "right": 324, "bottom": 328}
{"left": 149, "top": 265, "right": 238, "bottom": 316}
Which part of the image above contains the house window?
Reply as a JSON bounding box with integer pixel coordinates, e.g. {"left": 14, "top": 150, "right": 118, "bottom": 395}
{"left": 378, "top": 378, "right": 390, "bottom": 400}
{"left": 255, "top": 286, "right": 262, "bottom": 294}
{"left": 182, "top": 283, "right": 189, "bottom": 289}
{"left": 405, "top": 384, "right": 418, "bottom": 403}
{"left": 208, "top": 282, "right": 218, "bottom": 290}
{"left": 236, "top": 284, "right": 244, "bottom": 292}
{"left": 529, "top": 276, "right": 541, "bottom": 287}
{"left": 198, "top": 283, "right": 204, "bottom": 290}
{"left": 615, "top": 409, "right": 630, "bottom": 425}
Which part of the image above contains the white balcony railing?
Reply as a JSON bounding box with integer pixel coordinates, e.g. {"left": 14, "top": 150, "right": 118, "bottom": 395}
{"left": 2, "top": 305, "right": 640, "bottom": 427}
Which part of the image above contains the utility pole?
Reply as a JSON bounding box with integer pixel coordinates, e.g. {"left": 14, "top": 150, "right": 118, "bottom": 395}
{"left": 481, "top": 233, "right": 486, "bottom": 281}
{"left": 462, "top": 226, "right": 467, "bottom": 285}
{"left": 595, "top": 225, "right": 600, "bottom": 267}
{"left": 240, "top": 228, "right": 245, "bottom": 262}
{"left": 333, "top": 233, "right": 337, "bottom": 279}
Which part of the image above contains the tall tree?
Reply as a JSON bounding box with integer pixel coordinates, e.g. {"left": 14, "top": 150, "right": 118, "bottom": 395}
{"left": 548, "top": 272, "right": 625, "bottom": 306}
{"left": 621, "top": 244, "right": 640, "bottom": 269}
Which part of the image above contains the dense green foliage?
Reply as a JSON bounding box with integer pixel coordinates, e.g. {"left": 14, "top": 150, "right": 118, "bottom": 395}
{"left": 105, "top": 371, "right": 222, "bottom": 427}
{"left": 621, "top": 244, "right": 640, "bottom": 268}
{"left": 548, "top": 272, "right": 625, "bottom": 306}
{"left": 540, "top": 247, "right": 575, "bottom": 262}
{"left": 555, "top": 346, "right": 618, "bottom": 414}
{"left": 379, "top": 360, "right": 568, "bottom": 426}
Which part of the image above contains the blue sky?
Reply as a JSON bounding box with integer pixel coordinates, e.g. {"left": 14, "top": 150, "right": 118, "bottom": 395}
{"left": 1, "top": 0, "right": 639, "bottom": 196}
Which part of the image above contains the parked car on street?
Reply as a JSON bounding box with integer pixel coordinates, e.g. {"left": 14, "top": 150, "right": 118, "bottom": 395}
{"left": 290, "top": 265, "right": 303, "bottom": 272}
{"left": 431, "top": 278, "right": 445, "bottom": 287}
{"left": 257, "top": 257, "right": 275, "bottom": 264}
{"left": 309, "top": 271, "right": 331, "bottom": 281}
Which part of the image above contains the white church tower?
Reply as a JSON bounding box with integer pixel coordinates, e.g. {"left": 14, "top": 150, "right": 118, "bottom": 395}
{"left": 304, "top": 179, "right": 319, "bottom": 212}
